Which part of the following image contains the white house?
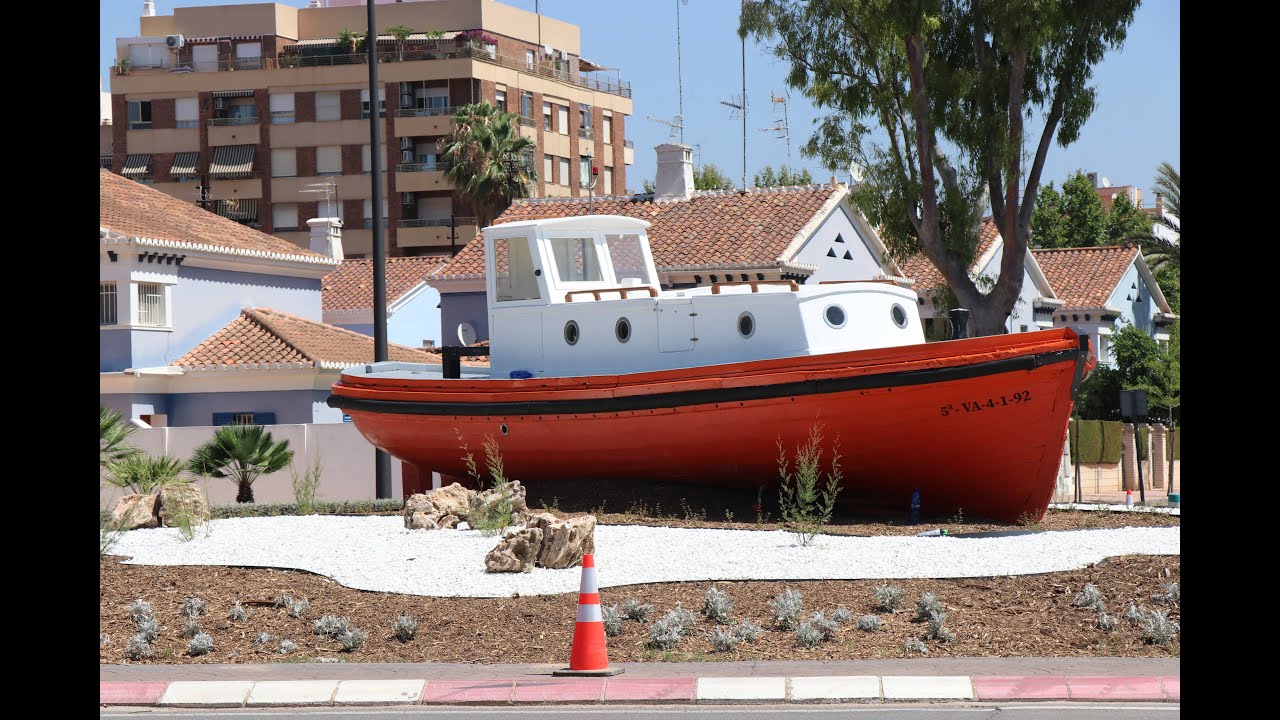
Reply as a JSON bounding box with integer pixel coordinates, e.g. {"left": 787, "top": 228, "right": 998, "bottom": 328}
{"left": 322, "top": 255, "right": 450, "bottom": 348}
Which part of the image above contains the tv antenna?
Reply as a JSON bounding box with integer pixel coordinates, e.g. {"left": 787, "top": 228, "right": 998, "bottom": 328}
{"left": 758, "top": 92, "right": 792, "bottom": 167}
{"left": 720, "top": 93, "right": 747, "bottom": 189}
{"left": 646, "top": 114, "right": 684, "bottom": 140}
{"left": 300, "top": 178, "right": 339, "bottom": 219}
{"left": 675, "top": 0, "right": 689, "bottom": 143}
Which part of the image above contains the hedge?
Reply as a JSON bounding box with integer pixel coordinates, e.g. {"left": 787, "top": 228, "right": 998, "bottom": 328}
{"left": 210, "top": 499, "right": 403, "bottom": 518}
{"left": 1169, "top": 427, "right": 1180, "bottom": 460}
{"left": 1070, "top": 420, "right": 1180, "bottom": 463}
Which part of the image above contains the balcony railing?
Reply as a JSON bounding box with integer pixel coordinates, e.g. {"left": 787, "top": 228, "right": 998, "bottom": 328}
{"left": 208, "top": 116, "right": 259, "bottom": 126}
{"left": 396, "top": 162, "right": 445, "bottom": 173}
{"left": 518, "top": 115, "right": 536, "bottom": 127}
{"left": 176, "top": 120, "right": 200, "bottom": 129}
{"left": 578, "top": 127, "right": 594, "bottom": 140}
{"left": 398, "top": 216, "right": 476, "bottom": 228}
{"left": 270, "top": 111, "right": 295, "bottom": 124}
{"left": 396, "top": 106, "right": 456, "bottom": 118}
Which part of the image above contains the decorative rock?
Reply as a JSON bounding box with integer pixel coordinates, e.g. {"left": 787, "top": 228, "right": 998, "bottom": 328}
{"left": 111, "top": 494, "right": 160, "bottom": 530}
{"left": 436, "top": 514, "right": 460, "bottom": 529}
{"left": 484, "top": 526, "right": 543, "bottom": 573}
{"left": 529, "top": 514, "right": 596, "bottom": 569}
{"left": 404, "top": 483, "right": 475, "bottom": 529}
{"left": 158, "top": 484, "right": 210, "bottom": 527}
{"left": 471, "top": 480, "right": 530, "bottom": 524}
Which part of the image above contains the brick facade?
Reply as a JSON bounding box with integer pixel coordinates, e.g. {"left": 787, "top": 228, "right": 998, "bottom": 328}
{"left": 296, "top": 147, "right": 317, "bottom": 178}
{"left": 340, "top": 89, "right": 362, "bottom": 121}
{"left": 294, "top": 91, "right": 316, "bottom": 123}
{"left": 151, "top": 99, "right": 176, "bottom": 131}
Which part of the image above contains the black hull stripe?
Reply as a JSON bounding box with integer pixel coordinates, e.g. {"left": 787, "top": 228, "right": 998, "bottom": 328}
{"left": 327, "top": 347, "right": 1082, "bottom": 417}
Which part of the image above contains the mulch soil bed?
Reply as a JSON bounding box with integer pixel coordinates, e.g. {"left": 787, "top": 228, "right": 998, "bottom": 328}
{"left": 100, "top": 554, "right": 1179, "bottom": 665}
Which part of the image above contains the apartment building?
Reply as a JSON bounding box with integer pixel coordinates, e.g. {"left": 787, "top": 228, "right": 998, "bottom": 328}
{"left": 108, "top": 0, "right": 634, "bottom": 258}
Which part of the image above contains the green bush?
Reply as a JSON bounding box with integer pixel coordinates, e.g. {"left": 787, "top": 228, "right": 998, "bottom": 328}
{"left": 1169, "top": 428, "right": 1180, "bottom": 460}
{"left": 209, "top": 499, "right": 402, "bottom": 518}
{"left": 1100, "top": 421, "right": 1123, "bottom": 464}
{"left": 1068, "top": 419, "right": 1105, "bottom": 463}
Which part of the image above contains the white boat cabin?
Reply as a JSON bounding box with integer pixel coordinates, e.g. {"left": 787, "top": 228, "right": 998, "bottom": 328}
{"left": 482, "top": 215, "right": 926, "bottom": 379}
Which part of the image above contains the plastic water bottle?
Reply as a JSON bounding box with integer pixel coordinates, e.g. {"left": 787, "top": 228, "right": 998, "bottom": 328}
{"left": 909, "top": 489, "right": 921, "bottom": 525}
{"left": 916, "top": 528, "right": 947, "bottom": 537}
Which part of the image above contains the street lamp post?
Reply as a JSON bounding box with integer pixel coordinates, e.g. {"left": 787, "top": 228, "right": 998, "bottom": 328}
{"left": 366, "top": 0, "right": 391, "bottom": 500}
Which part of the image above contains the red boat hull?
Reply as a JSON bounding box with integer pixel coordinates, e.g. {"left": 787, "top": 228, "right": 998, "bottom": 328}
{"left": 329, "top": 329, "right": 1093, "bottom": 523}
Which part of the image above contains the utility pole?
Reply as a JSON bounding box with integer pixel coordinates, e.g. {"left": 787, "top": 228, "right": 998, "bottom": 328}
{"left": 366, "top": 0, "right": 391, "bottom": 500}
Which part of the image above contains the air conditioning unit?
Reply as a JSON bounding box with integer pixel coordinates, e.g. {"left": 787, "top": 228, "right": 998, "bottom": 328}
{"left": 165, "top": 34, "right": 185, "bottom": 50}
{"left": 401, "top": 150, "right": 415, "bottom": 163}
{"left": 213, "top": 97, "right": 226, "bottom": 110}
{"left": 400, "top": 136, "right": 413, "bottom": 149}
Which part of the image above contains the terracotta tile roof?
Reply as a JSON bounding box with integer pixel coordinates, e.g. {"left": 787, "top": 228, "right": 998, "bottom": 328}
{"left": 175, "top": 308, "right": 440, "bottom": 369}
{"left": 99, "top": 170, "right": 331, "bottom": 264}
{"left": 897, "top": 218, "right": 1003, "bottom": 292}
{"left": 1031, "top": 245, "right": 1140, "bottom": 311}
{"left": 432, "top": 186, "right": 844, "bottom": 280}
{"left": 322, "top": 255, "right": 449, "bottom": 311}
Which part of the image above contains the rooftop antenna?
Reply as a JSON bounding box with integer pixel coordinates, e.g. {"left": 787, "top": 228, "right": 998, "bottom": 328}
{"left": 720, "top": 92, "right": 747, "bottom": 189}
{"left": 646, "top": 114, "right": 684, "bottom": 139}
{"left": 758, "top": 92, "right": 792, "bottom": 168}
{"left": 676, "top": 0, "right": 689, "bottom": 143}
{"left": 300, "top": 178, "right": 338, "bottom": 219}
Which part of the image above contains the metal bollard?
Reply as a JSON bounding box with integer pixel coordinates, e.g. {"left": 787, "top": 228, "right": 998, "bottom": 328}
{"left": 949, "top": 308, "right": 970, "bottom": 340}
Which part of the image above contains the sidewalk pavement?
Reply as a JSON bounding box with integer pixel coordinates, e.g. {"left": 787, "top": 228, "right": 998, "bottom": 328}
{"left": 101, "top": 658, "right": 1179, "bottom": 707}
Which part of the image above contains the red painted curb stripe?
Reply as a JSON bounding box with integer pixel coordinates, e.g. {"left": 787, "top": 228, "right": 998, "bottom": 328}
{"left": 973, "top": 676, "right": 1070, "bottom": 700}
{"left": 1066, "top": 676, "right": 1168, "bottom": 701}
{"left": 100, "top": 682, "right": 169, "bottom": 706}
{"left": 422, "top": 680, "right": 515, "bottom": 704}
{"left": 604, "top": 678, "right": 697, "bottom": 703}
{"left": 513, "top": 678, "right": 606, "bottom": 703}
{"left": 1159, "top": 676, "right": 1180, "bottom": 701}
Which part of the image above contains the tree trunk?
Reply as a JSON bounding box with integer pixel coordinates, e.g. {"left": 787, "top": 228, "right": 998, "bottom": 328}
{"left": 236, "top": 482, "right": 255, "bottom": 504}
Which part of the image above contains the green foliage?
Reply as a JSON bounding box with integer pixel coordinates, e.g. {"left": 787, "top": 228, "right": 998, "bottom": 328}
{"left": 694, "top": 163, "right": 736, "bottom": 191}
{"left": 776, "top": 424, "right": 843, "bottom": 546}
{"left": 385, "top": 24, "right": 413, "bottom": 41}
{"left": 642, "top": 178, "right": 655, "bottom": 194}
{"left": 105, "top": 454, "right": 190, "bottom": 495}
{"left": 440, "top": 102, "right": 538, "bottom": 226}
{"left": 1169, "top": 427, "right": 1180, "bottom": 461}
{"left": 754, "top": 164, "right": 814, "bottom": 187}
{"left": 1076, "top": 366, "right": 1123, "bottom": 420}
{"left": 459, "top": 433, "right": 514, "bottom": 536}
{"left": 209, "top": 499, "right": 402, "bottom": 518}
{"left": 336, "top": 28, "right": 361, "bottom": 53}
{"left": 189, "top": 425, "right": 294, "bottom": 504}
{"left": 1134, "top": 162, "right": 1180, "bottom": 277}
{"left": 1105, "top": 193, "right": 1152, "bottom": 245}
{"left": 1069, "top": 420, "right": 1103, "bottom": 464}
{"left": 1112, "top": 324, "right": 1180, "bottom": 422}
{"left": 740, "top": 0, "right": 1140, "bottom": 336}
{"left": 290, "top": 458, "right": 324, "bottom": 515}
{"left": 100, "top": 405, "right": 141, "bottom": 472}
{"left": 1032, "top": 172, "right": 1106, "bottom": 249}
{"left": 100, "top": 513, "right": 126, "bottom": 558}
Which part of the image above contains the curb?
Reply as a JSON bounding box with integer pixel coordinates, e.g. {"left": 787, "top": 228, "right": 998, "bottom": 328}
{"left": 101, "top": 674, "right": 1179, "bottom": 707}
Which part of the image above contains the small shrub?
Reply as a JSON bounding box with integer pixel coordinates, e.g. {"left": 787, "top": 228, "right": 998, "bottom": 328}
{"left": 668, "top": 604, "right": 698, "bottom": 630}
{"left": 903, "top": 637, "right": 929, "bottom": 656}
{"left": 394, "top": 614, "right": 418, "bottom": 642}
{"left": 602, "top": 605, "right": 624, "bottom": 637}
{"left": 793, "top": 621, "right": 825, "bottom": 648}
{"left": 1096, "top": 612, "right": 1117, "bottom": 631}
{"left": 770, "top": 589, "right": 804, "bottom": 629}
{"left": 622, "top": 599, "right": 654, "bottom": 622}
{"left": 187, "top": 632, "right": 214, "bottom": 656}
{"left": 137, "top": 618, "right": 160, "bottom": 643}
{"left": 680, "top": 498, "right": 707, "bottom": 522}
{"left": 776, "top": 424, "right": 843, "bottom": 546}
{"left": 339, "top": 628, "right": 366, "bottom": 652}
{"left": 733, "top": 620, "right": 763, "bottom": 643}
{"left": 174, "top": 511, "right": 197, "bottom": 542}
{"left": 915, "top": 592, "right": 944, "bottom": 621}
{"left": 228, "top": 602, "right": 249, "bottom": 622}
{"left": 459, "top": 433, "right": 514, "bottom": 536}
{"left": 314, "top": 615, "right": 350, "bottom": 639}
{"left": 100, "top": 633, "right": 111, "bottom": 647}
{"left": 856, "top": 615, "right": 884, "bottom": 632}
{"left": 1016, "top": 511, "right": 1041, "bottom": 530}
{"left": 830, "top": 607, "right": 854, "bottom": 624}
{"left": 276, "top": 596, "right": 310, "bottom": 618}
{"left": 1073, "top": 583, "right": 1104, "bottom": 611}
{"left": 807, "top": 611, "right": 839, "bottom": 640}
{"left": 874, "top": 585, "right": 906, "bottom": 613}
{"left": 703, "top": 587, "right": 734, "bottom": 624}
{"left": 1140, "top": 609, "right": 1178, "bottom": 645}
{"left": 106, "top": 453, "right": 190, "bottom": 495}
{"left": 278, "top": 639, "right": 297, "bottom": 655}
{"left": 210, "top": 499, "right": 403, "bottom": 518}
{"left": 290, "top": 458, "right": 324, "bottom": 515}
{"left": 925, "top": 610, "right": 955, "bottom": 643}
{"left": 180, "top": 597, "right": 208, "bottom": 618}
{"left": 252, "top": 632, "right": 274, "bottom": 645}
{"left": 710, "top": 628, "right": 740, "bottom": 652}
{"left": 129, "top": 599, "right": 154, "bottom": 625}
{"left": 1152, "top": 582, "right": 1180, "bottom": 605}
{"left": 1122, "top": 601, "right": 1144, "bottom": 626}
{"left": 648, "top": 615, "right": 685, "bottom": 649}
{"left": 181, "top": 618, "right": 202, "bottom": 639}
{"left": 126, "top": 634, "right": 153, "bottom": 660}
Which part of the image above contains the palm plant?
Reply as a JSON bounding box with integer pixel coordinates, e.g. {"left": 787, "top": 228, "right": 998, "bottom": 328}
{"left": 439, "top": 102, "right": 538, "bottom": 227}
{"left": 1132, "top": 162, "right": 1180, "bottom": 275}
{"left": 106, "top": 454, "right": 190, "bottom": 495}
{"left": 101, "top": 405, "right": 141, "bottom": 471}
{"left": 386, "top": 24, "right": 413, "bottom": 60}
{"left": 188, "top": 425, "right": 294, "bottom": 504}
{"left": 337, "top": 28, "right": 361, "bottom": 56}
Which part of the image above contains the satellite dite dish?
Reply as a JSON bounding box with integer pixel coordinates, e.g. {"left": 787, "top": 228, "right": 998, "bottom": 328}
{"left": 457, "top": 322, "right": 477, "bottom": 346}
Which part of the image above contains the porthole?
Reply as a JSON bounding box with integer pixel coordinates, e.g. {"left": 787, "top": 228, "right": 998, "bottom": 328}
{"left": 824, "top": 304, "right": 847, "bottom": 329}
{"left": 500, "top": 423, "right": 509, "bottom": 436}
{"left": 564, "top": 320, "right": 580, "bottom": 346}
{"left": 737, "top": 311, "right": 756, "bottom": 338}
{"left": 615, "top": 317, "right": 632, "bottom": 343}
{"left": 891, "top": 303, "right": 909, "bottom": 329}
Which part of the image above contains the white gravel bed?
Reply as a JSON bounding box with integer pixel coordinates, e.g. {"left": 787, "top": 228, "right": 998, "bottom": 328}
{"left": 110, "top": 517, "right": 1180, "bottom": 598}
{"left": 1049, "top": 502, "right": 1180, "bottom": 515}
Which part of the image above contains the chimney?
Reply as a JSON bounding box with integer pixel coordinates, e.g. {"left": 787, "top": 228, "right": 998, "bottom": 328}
{"left": 1155, "top": 193, "right": 1164, "bottom": 213}
{"left": 307, "top": 216, "right": 344, "bottom": 262}
{"left": 142, "top": 1, "right": 155, "bottom": 17}
{"left": 654, "top": 143, "right": 695, "bottom": 201}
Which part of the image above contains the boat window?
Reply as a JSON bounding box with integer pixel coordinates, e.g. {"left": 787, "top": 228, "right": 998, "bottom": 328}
{"left": 824, "top": 304, "right": 847, "bottom": 329}
{"left": 492, "top": 236, "right": 542, "bottom": 302}
{"left": 891, "top": 304, "right": 909, "bottom": 328}
{"left": 605, "top": 233, "right": 654, "bottom": 285}
{"left": 615, "top": 317, "right": 631, "bottom": 343}
{"left": 550, "top": 236, "right": 604, "bottom": 283}
{"left": 564, "top": 320, "right": 580, "bottom": 345}
{"left": 738, "top": 311, "right": 755, "bottom": 338}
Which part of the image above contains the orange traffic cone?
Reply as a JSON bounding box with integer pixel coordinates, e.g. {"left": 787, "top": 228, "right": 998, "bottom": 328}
{"left": 552, "top": 553, "right": 623, "bottom": 677}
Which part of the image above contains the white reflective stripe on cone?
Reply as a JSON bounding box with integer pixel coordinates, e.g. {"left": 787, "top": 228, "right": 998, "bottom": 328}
{"left": 576, "top": 603, "right": 603, "bottom": 622}
{"left": 579, "top": 567, "right": 598, "bottom": 593}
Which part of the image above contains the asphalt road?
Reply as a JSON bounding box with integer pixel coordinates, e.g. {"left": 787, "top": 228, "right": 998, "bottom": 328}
{"left": 100, "top": 703, "right": 1179, "bottom": 719}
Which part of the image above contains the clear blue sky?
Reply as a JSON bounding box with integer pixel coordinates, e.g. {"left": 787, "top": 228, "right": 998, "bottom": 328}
{"left": 101, "top": 0, "right": 1179, "bottom": 198}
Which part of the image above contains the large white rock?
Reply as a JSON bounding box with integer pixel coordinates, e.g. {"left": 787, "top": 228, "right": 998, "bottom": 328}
{"left": 158, "top": 484, "right": 210, "bottom": 528}
{"left": 404, "top": 483, "right": 474, "bottom": 529}
{"left": 528, "top": 514, "right": 596, "bottom": 569}
{"left": 484, "top": 526, "right": 543, "bottom": 573}
{"left": 110, "top": 494, "right": 160, "bottom": 530}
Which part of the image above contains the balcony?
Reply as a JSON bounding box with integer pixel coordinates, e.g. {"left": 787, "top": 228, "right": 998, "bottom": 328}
{"left": 208, "top": 116, "right": 259, "bottom": 126}
{"left": 578, "top": 127, "right": 594, "bottom": 140}
{"left": 397, "top": 217, "right": 478, "bottom": 248}
{"left": 394, "top": 165, "right": 450, "bottom": 192}
{"left": 394, "top": 111, "right": 454, "bottom": 138}
{"left": 518, "top": 115, "right": 536, "bottom": 127}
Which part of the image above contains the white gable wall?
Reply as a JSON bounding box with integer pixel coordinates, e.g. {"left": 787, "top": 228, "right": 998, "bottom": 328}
{"left": 974, "top": 243, "right": 1044, "bottom": 334}
{"left": 792, "top": 204, "right": 889, "bottom": 283}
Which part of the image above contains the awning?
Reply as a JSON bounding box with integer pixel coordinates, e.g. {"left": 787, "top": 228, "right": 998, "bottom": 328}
{"left": 212, "top": 89, "right": 255, "bottom": 98}
{"left": 287, "top": 31, "right": 460, "bottom": 48}
{"left": 215, "top": 198, "right": 258, "bottom": 222}
{"left": 121, "top": 154, "right": 152, "bottom": 177}
{"left": 209, "top": 144, "right": 256, "bottom": 179}
{"left": 170, "top": 152, "right": 199, "bottom": 178}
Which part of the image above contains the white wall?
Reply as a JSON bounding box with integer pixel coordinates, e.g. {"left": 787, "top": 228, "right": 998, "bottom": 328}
{"left": 100, "top": 423, "right": 403, "bottom": 509}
